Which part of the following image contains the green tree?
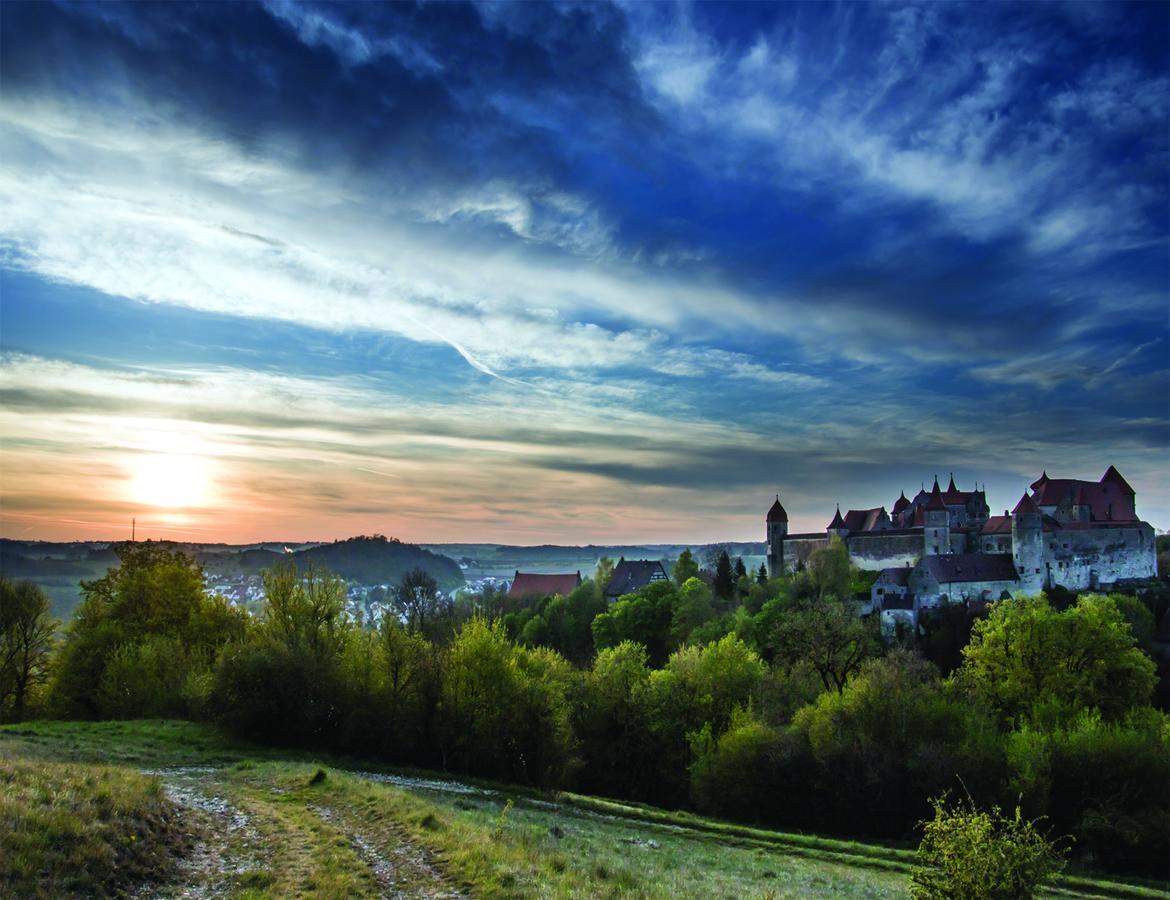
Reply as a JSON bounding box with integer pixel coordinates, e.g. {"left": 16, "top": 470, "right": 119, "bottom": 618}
{"left": 574, "top": 641, "right": 655, "bottom": 799}
{"left": 0, "top": 579, "right": 57, "bottom": 722}
{"left": 671, "top": 549, "right": 699, "bottom": 584}
{"left": 713, "top": 550, "right": 735, "bottom": 603}
{"left": 959, "top": 594, "right": 1156, "bottom": 725}
{"left": 437, "top": 618, "right": 575, "bottom": 785}
{"left": 808, "top": 536, "right": 851, "bottom": 600}
{"left": 670, "top": 577, "right": 716, "bottom": 646}
{"left": 771, "top": 596, "right": 879, "bottom": 693}
{"left": 52, "top": 541, "right": 243, "bottom": 718}
{"left": 734, "top": 557, "right": 748, "bottom": 581}
{"left": 595, "top": 556, "right": 615, "bottom": 593}
{"left": 911, "top": 794, "right": 1066, "bottom": 899}
{"left": 591, "top": 581, "right": 677, "bottom": 666}
{"left": 264, "top": 562, "right": 347, "bottom": 665}
{"left": 756, "top": 563, "right": 768, "bottom": 585}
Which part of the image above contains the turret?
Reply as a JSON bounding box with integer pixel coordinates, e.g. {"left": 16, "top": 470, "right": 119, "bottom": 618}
{"left": 827, "top": 505, "right": 849, "bottom": 540}
{"left": 766, "top": 495, "right": 788, "bottom": 577}
{"left": 1011, "top": 492, "right": 1045, "bottom": 592}
{"left": 924, "top": 477, "right": 950, "bottom": 556}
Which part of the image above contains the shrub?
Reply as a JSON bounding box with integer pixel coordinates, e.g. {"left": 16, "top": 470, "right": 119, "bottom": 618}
{"left": 910, "top": 793, "right": 1066, "bottom": 899}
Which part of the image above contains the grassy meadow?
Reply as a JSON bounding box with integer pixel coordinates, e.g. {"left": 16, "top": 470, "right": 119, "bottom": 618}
{"left": 2, "top": 720, "right": 1166, "bottom": 899}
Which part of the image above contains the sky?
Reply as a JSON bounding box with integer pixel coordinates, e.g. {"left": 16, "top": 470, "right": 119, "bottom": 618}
{"left": 1, "top": 0, "right": 1168, "bottom": 544}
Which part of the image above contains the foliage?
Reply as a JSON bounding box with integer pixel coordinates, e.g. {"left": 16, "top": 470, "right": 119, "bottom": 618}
{"left": 591, "top": 581, "right": 676, "bottom": 666}
{"left": 671, "top": 548, "right": 699, "bottom": 584}
{"left": 50, "top": 542, "right": 244, "bottom": 719}
{"left": 512, "top": 580, "right": 605, "bottom": 665}
{"left": 594, "top": 556, "right": 614, "bottom": 593}
{"left": 669, "top": 576, "right": 716, "bottom": 646}
{"left": 573, "top": 641, "right": 654, "bottom": 799}
{"left": 713, "top": 550, "right": 735, "bottom": 602}
{"left": 808, "top": 536, "right": 851, "bottom": 600}
{"left": 394, "top": 567, "right": 452, "bottom": 639}
{"left": 771, "top": 595, "right": 880, "bottom": 692}
{"left": 1008, "top": 710, "right": 1170, "bottom": 875}
{"left": 793, "top": 651, "right": 1003, "bottom": 836}
{"left": 959, "top": 594, "right": 1156, "bottom": 725}
{"left": 0, "top": 578, "right": 57, "bottom": 723}
{"left": 437, "top": 618, "right": 577, "bottom": 786}
{"left": 910, "top": 793, "right": 1066, "bottom": 899}
{"left": 293, "top": 534, "right": 464, "bottom": 591}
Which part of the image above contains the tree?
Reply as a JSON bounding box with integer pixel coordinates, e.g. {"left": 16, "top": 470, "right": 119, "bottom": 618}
{"left": 756, "top": 563, "right": 768, "bottom": 585}
{"left": 911, "top": 794, "right": 1066, "bottom": 899}
{"left": 771, "top": 596, "right": 879, "bottom": 693}
{"left": 592, "top": 582, "right": 677, "bottom": 666}
{"left": 959, "top": 594, "right": 1156, "bottom": 724}
{"left": 808, "top": 536, "right": 851, "bottom": 600}
{"left": 713, "top": 550, "right": 735, "bottom": 602}
{"left": 595, "top": 556, "right": 615, "bottom": 593}
{"left": 671, "top": 549, "right": 699, "bottom": 585}
{"left": 52, "top": 541, "right": 244, "bottom": 718}
{"left": 264, "top": 562, "right": 347, "bottom": 664}
{"left": 394, "top": 567, "right": 443, "bottom": 636}
{"left": 0, "top": 579, "right": 57, "bottom": 722}
{"left": 734, "top": 557, "right": 748, "bottom": 580}
{"left": 670, "top": 577, "right": 716, "bottom": 646}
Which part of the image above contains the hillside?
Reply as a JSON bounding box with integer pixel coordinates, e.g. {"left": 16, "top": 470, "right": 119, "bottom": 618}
{"left": 2, "top": 721, "right": 1163, "bottom": 900}
{"left": 292, "top": 536, "right": 464, "bottom": 591}
{"left": 0, "top": 536, "right": 465, "bottom": 618}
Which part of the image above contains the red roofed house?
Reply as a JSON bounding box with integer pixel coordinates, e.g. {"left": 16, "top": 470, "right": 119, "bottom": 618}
{"left": 508, "top": 571, "right": 582, "bottom": 599}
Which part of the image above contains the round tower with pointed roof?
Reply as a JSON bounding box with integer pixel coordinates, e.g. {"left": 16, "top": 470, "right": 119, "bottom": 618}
{"left": 766, "top": 494, "right": 788, "bottom": 577}
{"left": 1011, "top": 491, "right": 1045, "bottom": 592}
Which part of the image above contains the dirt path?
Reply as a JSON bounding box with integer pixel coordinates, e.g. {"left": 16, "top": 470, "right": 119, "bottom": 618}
{"left": 132, "top": 766, "right": 467, "bottom": 899}
{"left": 134, "top": 768, "right": 265, "bottom": 899}
{"left": 309, "top": 803, "right": 467, "bottom": 900}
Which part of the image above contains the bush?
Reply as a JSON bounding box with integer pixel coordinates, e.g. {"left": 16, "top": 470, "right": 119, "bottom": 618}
{"left": 910, "top": 793, "right": 1066, "bottom": 899}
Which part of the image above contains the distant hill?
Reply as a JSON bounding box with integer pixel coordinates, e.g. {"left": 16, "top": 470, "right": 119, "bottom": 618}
{"left": 291, "top": 536, "right": 464, "bottom": 591}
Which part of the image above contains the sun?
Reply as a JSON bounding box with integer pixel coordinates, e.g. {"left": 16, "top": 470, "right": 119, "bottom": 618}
{"left": 129, "top": 453, "right": 213, "bottom": 509}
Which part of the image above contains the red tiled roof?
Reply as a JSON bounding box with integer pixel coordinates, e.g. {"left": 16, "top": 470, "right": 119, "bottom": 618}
{"left": 981, "top": 515, "right": 1012, "bottom": 535}
{"left": 926, "top": 480, "right": 947, "bottom": 511}
{"left": 892, "top": 491, "right": 910, "bottom": 514}
{"left": 842, "top": 507, "right": 886, "bottom": 532}
{"left": 1030, "top": 470, "right": 1049, "bottom": 491}
{"left": 508, "top": 571, "right": 582, "bottom": 598}
{"left": 827, "top": 506, "right": 846, "bottom": 530}
{"left": 1101, "top": 465, "right": 1134, "bottom": 494}
{"left": 1013, "top": 492, "right": 1039, "bottom": 515}
{"left": 767, "top": 496, "right": 788, "bottom": 522}
{"left": 1030, "top": 473, "right": 1137, "bottom": 522}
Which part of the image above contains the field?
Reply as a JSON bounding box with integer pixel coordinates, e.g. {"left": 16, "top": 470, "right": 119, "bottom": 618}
{"left": 1, "top": 721, "right": 1165, "bottom": 899}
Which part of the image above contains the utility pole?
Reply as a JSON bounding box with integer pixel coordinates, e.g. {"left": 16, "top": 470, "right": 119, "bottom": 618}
{"left": 132, "top": 517, "right": 136, "bottom": 542}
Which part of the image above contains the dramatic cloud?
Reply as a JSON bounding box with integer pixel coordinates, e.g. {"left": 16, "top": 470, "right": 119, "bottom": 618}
{"left": 0, "top": 0, "right": 1167, "bottom": 541}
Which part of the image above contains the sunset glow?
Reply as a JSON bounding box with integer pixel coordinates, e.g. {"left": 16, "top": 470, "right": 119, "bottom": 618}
{"left": 0, "top": 2, "right": 1167, "bottom": 543}
{"left": 128, "top": 453, "right": 213, "bottom": 511}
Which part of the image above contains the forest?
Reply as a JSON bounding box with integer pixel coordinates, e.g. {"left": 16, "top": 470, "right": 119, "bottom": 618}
{"left": 3, "top": 538, "right": 1168, "bottom": 880}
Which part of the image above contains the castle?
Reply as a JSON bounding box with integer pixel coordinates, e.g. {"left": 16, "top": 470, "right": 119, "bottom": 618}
{"left": 766, "top": 466, "right": 1157, "bottom": 618}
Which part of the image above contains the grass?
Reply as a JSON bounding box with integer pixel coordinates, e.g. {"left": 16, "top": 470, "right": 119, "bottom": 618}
{"left": 1, "top": 720, "right": 1167, "bottom": 899}
{"left": 0, "top": 757, "right": 187, "bottom": 898}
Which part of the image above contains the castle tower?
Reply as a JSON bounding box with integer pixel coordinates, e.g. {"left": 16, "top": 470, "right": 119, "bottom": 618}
{"left": 827, "top": 505, "right": 849, "bottom": 541}
{"left": 766, "top": 495, "right": 788, "bottom": 577}
{"left": 924, "top": 477, "right": 950, "bottom": 556}
{"left": 1011, "top": 491, "right": 1045, "bottom": 593}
